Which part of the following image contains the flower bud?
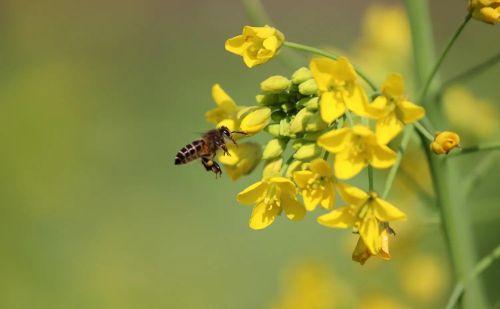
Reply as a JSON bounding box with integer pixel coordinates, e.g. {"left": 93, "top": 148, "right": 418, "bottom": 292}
{"left": 291, "top": 67, "right": 313, "bottom": 84}
{"left": 304, "top": 97, "right": 319, "bottom": 111}
{"left": 285, "top": 160, "right": 304, "bottom": 178}
{"left": 430, "top": 131, "right": 461, "bottom": 155}
{"left": 262, "top": 138, "right": 287, "bottom": 160}
{"left": 293, "top": 143, "right": 321, "bottom": 160}
{"left": 260, "top": 75, "right": 291, "bottom": 94}
{"left": 262, "top": 158, "right": 283, "bottom": 179}
{"left": 298, "top": 79, "right": 318, "bottom": 96}
{"left": 280, "top": 102, "right": 295, "bottom": 113}
{"left": 265, "top": 123, "right": 281, "bottom": 137}
{"left": 290, "top": 108, "right": 314, "bottom": 134}
{"left": 305, "top": 112, "right": 327, "bottom": 132}
{"left": 239, "top": 106, "right": 272, "bottom": 134}
{"left": 279, "top": 119, "right": 291, "bottom": 137}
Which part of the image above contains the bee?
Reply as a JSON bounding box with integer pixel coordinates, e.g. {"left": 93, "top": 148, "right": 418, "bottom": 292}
{"left": 174, "top": 126, "right": 246, "bottom": 177}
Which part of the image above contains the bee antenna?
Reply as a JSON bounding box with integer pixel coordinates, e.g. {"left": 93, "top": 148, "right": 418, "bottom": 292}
{"left": 231, "top": 131, "right": 247, "bottom": 135}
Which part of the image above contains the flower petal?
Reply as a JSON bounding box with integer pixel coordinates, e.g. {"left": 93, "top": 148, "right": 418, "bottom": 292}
{"left": 293, "top": 170, "right": 314, "bottom": 189}
{"left": 319, "top": 91, "right": 345, "bottom": 123}
{"left": 359, "top": 216, "right": 381, "bottom": 255}
{"left": 317, "top": 207, "right": 356, "bottom": 228}
{"left": 334, "top": 151, "right": 366, "bottom": 179}
{"left": 373, "top": 198, "right": 407, "bottom": 221}
{"left": 281, "top": 195, "right": 306, "bottom": 221}
{"left": 337, "top": 183, "right": 369, "bottom": 206}
{"left": 237, "top": 181, "right": 268, "bottom": 205}
{"left": 320, "top": 182, "right": 335, "bottom": 210}
{"left": 310, "top": 58, "right": 337, "bottom": 91}
{"left": 317, "top": 127, "right": 351, "bottom": 153}
{"left": 382, "top": 73, "right": 404, "bottom": 98}
{"left": 249, "top": 202, "right": 279, "bottom": 230}
{"left": 302, "top": 189, "right": 322, "bottom": 211}
{"left": 375, "top": 111, "right": 404, "bottom": 144}
{"left": 225, "top": 35, "right": 246, "bottom": 55}
{"left": 345, "top": 85, "right": 369, "bottom": 117}
{"left": 369, "top": 144, "right": 397, "bottom": 169}
{"left": 309, "top": 159, "right": 331, "bottom": 177}
{"left": 398, "top": 100, "right": 425, "bottom": 123}
{"left": 270, "top": 177, "right": 297, "bottom": 196}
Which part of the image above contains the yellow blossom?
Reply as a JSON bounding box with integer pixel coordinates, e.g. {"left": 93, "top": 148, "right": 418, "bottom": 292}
{"left": 293, "top": 159, "right": 335, "bottom": 211}
{"left": 205, "top": 84, "right": 243, "bottom": 132}
{"left": 309, "top": 57, "right": 369, "bottom": 123}
{"left": 317, "top": 125, "right": 397, "bottom": 179}
{"left": 238, "top": 106, "right": 272, "bottom": 135}
{"left": 218, "top": 142, "right": 262, "bottom": 180}
{"left": 318, "top": 184, "right": 406, "bottom": 254}
{"left": 352, "top": 226, "right": 391, "bottom": 265}
{"left": 225, "top": 25, "right": 285, "bottom": 68}
{"left": 368, "top": 73, "right": 425, "bottom": 144}
{"left": 468, "top": 0, "right": 500, "bottom": 24}
{"left": 430, "top": 131, "right": 461, "bottom": 155}
{"left": 237, "top": 177, "right": 306, "bottom": 230}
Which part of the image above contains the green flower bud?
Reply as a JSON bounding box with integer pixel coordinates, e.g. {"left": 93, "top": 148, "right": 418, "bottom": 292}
{"left": 280, "top": 102, "right": 295, "bottom": 113}
{"left": 291, "top": 67, "right": 313, "bottom": 84}
{"left": 292, "top": 139, "right": 304, "bottom": 151}
{"left": 256, "top": 94, "right": 280, "bottom": 106}
{"left": 298, "top": 79, "right": 318, "bottom": 96}
{"left": 304, "top": 97, "right": 319, "bottom": 111}
{"left": 266, "top": 123, "right": 281, "bottom": 137}
{"left": 305, "top": 112, "right": 327, "bottom": 132}
{"left": 263, "top": 158, "right": 283, "bottom": 179}
{"left": 293, "top": 143, "right": 321, "bottom": 160}
{"left": 262, "top": 138, "right": 287, "bottom": 160}
{"left": 279, "top": 119, "right": 291, "bottom": 137}
{"left": 260, "top": 75, "right": 291, "bottom": 94}
{"left": 290, "top": 108, "right": 314, "bottom": 134}
{"left": 285, "top": 160, "right": 303, "bottom": 178}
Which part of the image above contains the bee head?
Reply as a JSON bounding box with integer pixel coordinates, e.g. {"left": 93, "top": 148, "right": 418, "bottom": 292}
{"left": 219, "top": 126, "right": 247, "bottom": 144}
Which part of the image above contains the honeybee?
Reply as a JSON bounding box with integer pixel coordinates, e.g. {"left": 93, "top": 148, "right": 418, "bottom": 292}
{"left": 174, "top": 126, "right": 246, "bottom": 177}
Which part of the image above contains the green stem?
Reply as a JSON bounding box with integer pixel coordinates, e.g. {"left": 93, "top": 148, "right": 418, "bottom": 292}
{"left": 450, "top": 141, "right": 500, "bottom": 157}
{"left": 441, "top": 51, "right": 500, "bottom": 91}
{"left": 414, "top": 121, "right": 434, "bottom": 141}
{"left": 368, "top": 166, "right": 374, "bottom": 192}
{"left": 405, "top": 1, "right": 486, "bottom": 307}
{"left": 418, "top": 13, "right": 472, "bottom": 104}
{"left": 445, "top": 245, "right": 500, "bottom": 309}
{"left": 283, "top": 41, "right": 378, "bottom": 91}
{"left": 382, "top": 126, "right": 412, "bottom": 199}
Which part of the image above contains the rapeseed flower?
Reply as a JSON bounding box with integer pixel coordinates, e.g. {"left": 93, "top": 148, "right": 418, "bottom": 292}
{"left": 352, "top": 225, "right": 392, "bottom": 265}
{"left": 293, "top": 159, "right": 335, "bottom": 211}
{"left": 317, "top": 125, "right": 397, "bottom": 179}
{"left": 225, "top": 25, "right": 285, "bottom": 68}
{"left": 205, "top": 84, "right": 243, "bottom": 132}
{"left": 468, "top": 0, "right": 500, "bottom": 24}
{"left": 237, "top": 177, "right": 306, "bottom": 230}
{"left": 218, "top": 142, "right": 262, "bottom": 180}
{"left": 430, "top": 131, "right": 461, "bottom": 155}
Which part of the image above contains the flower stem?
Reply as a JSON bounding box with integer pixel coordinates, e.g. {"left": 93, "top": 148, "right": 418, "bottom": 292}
{"left": 418, "top": 13, "right": 472, "bottom": 104}
{"left": 382, "top": 126, "right": 412, "bottom": 199}
{"left": 414, "top": 121, "right": 434, "bottom": 141}
{"left": 368, "top": 166, "right": 374, "bottom": 192}
{"left": 450, "top": 141, "right": 500, "bottom": 157}
{"left": 283, "top": 41, "right": 378, "bottom": 91}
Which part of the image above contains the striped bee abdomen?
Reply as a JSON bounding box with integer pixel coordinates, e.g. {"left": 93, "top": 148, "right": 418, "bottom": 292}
{"left": 174, "top": 139, "right": 205, "bottom": 165}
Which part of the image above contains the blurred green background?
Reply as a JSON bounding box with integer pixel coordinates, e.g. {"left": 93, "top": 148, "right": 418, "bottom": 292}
{"left": 0, "top": 0, "right": 499, "bottom": 308}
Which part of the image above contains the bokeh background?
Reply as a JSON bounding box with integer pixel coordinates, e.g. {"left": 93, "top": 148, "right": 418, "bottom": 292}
{"left": 1, "top": 0, "right": 499, "bottom": 308}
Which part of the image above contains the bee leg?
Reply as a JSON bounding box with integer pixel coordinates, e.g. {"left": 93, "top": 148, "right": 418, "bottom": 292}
{"left": 202, "top": 157, "right": 222, "bottom": 178}
{"left": 221, "top": 143, "right": 230, "bottom": 156}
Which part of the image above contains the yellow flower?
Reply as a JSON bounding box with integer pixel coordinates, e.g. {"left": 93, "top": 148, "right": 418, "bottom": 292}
{"left": 317, "top": 125, "right": 397, "bottom": 179}
{"left": 293, "top": 159, "right": 335, "bottom": 211}
{"left": 225, "top": 25, "right": 285, "bottom": 68}
{"left": 205, "top": 84, "right": 243, "bottom": 132}
{"left": 237, "top": 177, "right": 306, "bottom": 230}
{"left": 318, "top": 184, "right": 406, "bottom": 254}
{"left": 368, "top": 73, "right": 425, "bottom": 144}
{"left": 352, "top": 225, "right": 391, "bottom": 265}
{"left": 238, "top": 106, "right": 272, "bottom": 135}
{"left": 309, "top": 57, "right": 369, "bottom": 123}
{"left": 218, "top": 142, "right": 262, "bottom": 180}
{"left": 468, "top": 0, "right": 500, "bottom": 24}
{"left": 430, "top": 131, "right": 461, "bottom": 155}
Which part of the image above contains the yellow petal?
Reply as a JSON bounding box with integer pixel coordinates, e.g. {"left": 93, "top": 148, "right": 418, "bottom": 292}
{"left": 375, "top": 112, "right": 404, "bottom": 144}
{"left": 262, "top": 35, "right": 279, "bottom": 52}
{"left": 212, "top": 84, "right": 236, "bottom": 110}
{"left": 398, "top": 100, "right": 425, "bottom": 123}
{"left": 334, "top": 57, "right": 357, "bottom": 83}
{"left": 351, "top": 125, "right": 373, "bottom": 137}
{"left": 293, "top": 170, "right": 314, "bottom": 189}
{"left": 320, "top": 91, "right": 346, "bottom": 123}
{"left": 359, "top": 217, "right": 381, "bottom": 254}
{"left": 317, "top": 127, "right": 351, "bottom": 153}
{"left": 345, "top": 85, "right": 369, "bottom": 117}
{"left": 369, "top": 144, "right": 397, "bottom": 169}
{"left": 309, "top": 58, "right": 336, "bottom": 91}
{"left": 373, "top": 198, "right": 407, "bottom": 221}
{"left": 334, "top": 150, "right": 366, "bottom": 179}
{"left": 216, "top": 119, "right": 238, "bottom": 132}
{"left": 270, "top": 177, "right": 296, "bottom": 196}
{"left": 382, "top": 73, "right": 404, "bottom": 98}
{"left": 249, "top": 201, "right": 280, "bottom": 230}
{"left": 337, "top": 183, "right": 369, "bottom": 206}
{"left": 242, "top": 49, "right": 261, "bottom": 68}
{"left": 237, "top": 181, "right": 268, "bottom": 205}
{"left": 281, "top": 195, "right": 306, "bottom": 221}
{"left": 366, "top": 96, "right": 390, "bottom": 119}
{"left": 309, "top": 159, "right": 331, "bottom": 177}
{"left": 225, "top": 35, "right": 246, "bottom": 55}
{"left": 320, "top": 182, "right": 335, "bottom": 210}
{"left": 317, "top": 207, "right": 356, "bottom": 228}
{"left": 302, "top": 189, "right": 322, "bottom": 211}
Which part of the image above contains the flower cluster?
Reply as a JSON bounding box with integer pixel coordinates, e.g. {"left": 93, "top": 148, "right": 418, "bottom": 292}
{"left": 200, "top": 24, "right": 464, "bottom": 264}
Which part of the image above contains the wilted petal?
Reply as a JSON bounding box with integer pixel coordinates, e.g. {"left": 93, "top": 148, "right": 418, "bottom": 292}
{"left": 317, "top": 207, "right": 356, "bottom": 228}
